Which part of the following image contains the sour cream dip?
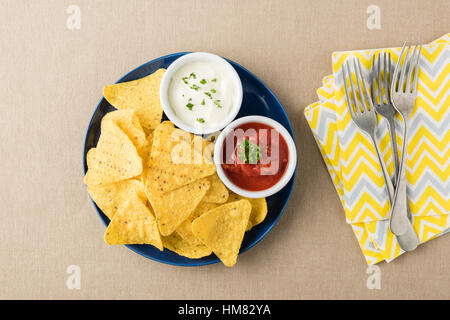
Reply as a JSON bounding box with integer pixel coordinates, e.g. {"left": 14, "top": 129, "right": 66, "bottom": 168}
{"left": 160, "top": 52, "right": 243, "bottom": 134}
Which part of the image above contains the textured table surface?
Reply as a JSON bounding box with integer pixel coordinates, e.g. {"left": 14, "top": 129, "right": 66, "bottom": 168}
{"left": 0, "top": 0, "right": 449, "bottom": 299}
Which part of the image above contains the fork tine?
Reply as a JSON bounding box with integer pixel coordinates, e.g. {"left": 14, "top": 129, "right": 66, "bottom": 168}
{"left": 408, "top": 41, "right": 422, "bottom": 93}
{"left": 392, "top": 41, "right": 407, "bottom": 92}
{"left": 359, "top": 59, "right": 375, "bottom": 111}
{"left": 398, "top": 45, "right": 411, "bottom": 93}
{"left": 377, "top": 53, "right": 383, "bottom": 103}
{"left": 352, "top": 58, "right": 367, "bottom": 111}
{"left": 386, "top": 52, "right": 392, "bottom": 100}
{"left": 383, "top": 52, "right": 389, "bottom": 102}
{"left": 348, "top": 59, "right": 362, "bottom": 113}
{"left": 405, "top": 44, "right": 418, "bottom": 93}
{"left": 353, "top": 58, "right": 374, "bottom": 112}
{"left": 342, "top": 60, "right": 356, "bottom": 118}
{"left": 371, "top": 55, "right": 377, "bottom": 105}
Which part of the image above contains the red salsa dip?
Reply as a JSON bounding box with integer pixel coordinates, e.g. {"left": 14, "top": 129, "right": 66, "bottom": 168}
{"left": 221, "top": 122, "right": 289, "bottom": 191}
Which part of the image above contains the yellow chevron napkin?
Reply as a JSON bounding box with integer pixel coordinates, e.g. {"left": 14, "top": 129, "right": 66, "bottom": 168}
{"left": 304, "top": 34, "right": 450, "bottom": 265}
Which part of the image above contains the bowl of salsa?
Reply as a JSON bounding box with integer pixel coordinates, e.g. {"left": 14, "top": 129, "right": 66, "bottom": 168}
{"left": 214, "top": 115, "right": 297, "bottom": 198}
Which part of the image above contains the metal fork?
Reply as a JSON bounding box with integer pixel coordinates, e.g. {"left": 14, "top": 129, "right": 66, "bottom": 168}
{"left": 342, "top": 58, "right": 395, "bottom": 202}
{"left": 389, "top": 42, "right": 423, "bottom": 240}
{"left": 371, "top": 52, "right": 400, "bottom": 186}
{"left": 343, "top": 57, "right": 418, "bottom": 252}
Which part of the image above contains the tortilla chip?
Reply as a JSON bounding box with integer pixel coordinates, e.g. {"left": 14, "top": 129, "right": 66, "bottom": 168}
{"left": 147, "top": 178, "right": 211, "bottom": 236}
{"left": 193, "top": 134, "right": 215, "bottom": 159}
{"left": 203, "top": 174, "right": 229, "bottom": 203}
{"left": 192, "top": 200, "right": 251, "bottom": 267}
{"left": 104, "top": 192, "right": 163, "bottom": 250}
{"left": 176, "top": 202, "right": 219, "bottom": 243}
{"left": 84, "top": 120, "right": 143, "bottom": 186}
{"left": 87, "top": 179, "right": 147, "bottom": 220}
{"left": 102, "top": 110, "right": 149, "bottom": 159}
{"left": 140, "top": 131, "right": 154, "bottom": 184}
{"left": 162, "top": 232, "right": 212, "bottom": 259}
{"left": 103, "top": 69, "right": 165, "bottom": 134}
{"left": 150, "top": 121, "right": 214, "bottom": 163}
{"left": 146, "top": 122, "right": 216, "bottom": 193}
{"left": 227, "top": 193, "right": 267, "bottom": 231}
{"left": 246, "top": 198, "right": 267, "bottom": 226}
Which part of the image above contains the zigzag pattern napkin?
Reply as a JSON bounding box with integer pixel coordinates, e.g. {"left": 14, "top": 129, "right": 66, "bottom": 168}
{"left": 305, "top": 34, "right": 450, "bottom": 265}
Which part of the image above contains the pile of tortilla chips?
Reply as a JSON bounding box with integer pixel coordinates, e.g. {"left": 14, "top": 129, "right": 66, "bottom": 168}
{"left": 84, "top": 69, "right": 268, "bottom": 267}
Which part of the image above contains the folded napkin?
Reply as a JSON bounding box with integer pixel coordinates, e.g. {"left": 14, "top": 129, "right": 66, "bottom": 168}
{"left": 305, "top": 34, "right": 450, "bottom": 265}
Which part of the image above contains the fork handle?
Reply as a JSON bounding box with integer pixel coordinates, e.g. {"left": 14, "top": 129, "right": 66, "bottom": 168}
{"left": 387, "top": 117, "right": 400, "bottom": 186}
{"left": 370, "top": 135, "right": 394, "bottom": 203}
{"left": 389, "top": 118, "right": 411, "bottom": 236}
{"left": 396, "top": 216, "right": 419, "bottom": 251}
{"left": 370, "top": 133, "right": 418, "bottom": 249}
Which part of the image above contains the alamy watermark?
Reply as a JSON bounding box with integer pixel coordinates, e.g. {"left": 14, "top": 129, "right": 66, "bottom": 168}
{"left": 168, "top": 128, "right": 281, "bottom": 175}
{"left": 66, "top": 5, "right": 81, "bottom": 30}
{"left": 366, "top": 265, "right": 381, "bottom": 290}
{"left": 367, "top": 5, "right": 381, "bottom": 30}
{"left": 66, "top": 265, "right": 81, "bottom": 290}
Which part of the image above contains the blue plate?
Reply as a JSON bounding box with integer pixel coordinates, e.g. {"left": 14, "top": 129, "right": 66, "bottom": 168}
{"left": 83, "top": 53, "right": 297, "bottom": 266}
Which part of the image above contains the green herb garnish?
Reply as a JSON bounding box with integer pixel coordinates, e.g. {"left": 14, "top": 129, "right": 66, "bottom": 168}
{"left": 189, "top": 72, "right": 197, "bottom": 79}
{"left": 200, "top": 79, "right": 207, "bottom": 85}
{"left": 210, "top": 89, "right": 216, "bottom": 93}
{"left": 201, "top": 99, "right": 206, "bottom": 105}
{"left": 190, "top": 84, "right": 200, "bottom": 91}
{"left": 211, "top": 78, "right": 217, "bottom": 82}
{"left": 186, "top": 103, "right": 194, "bottom": 110}
{"left": 204, "top": 92, "right": 213, "bottom": 99}
{"left": 196, "top": 118, "right": 205, "bottom": 123}
{"left": 214, "top": 100, "right": 222, "bottom": 108}
{"left": 182, "top": 77, "right": 189, "bottom": 84}
{"left": 237, "top": 139, "right": 260, "bottom": 164}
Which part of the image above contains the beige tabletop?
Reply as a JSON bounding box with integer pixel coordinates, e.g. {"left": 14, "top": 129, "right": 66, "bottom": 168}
{"left": 1, "top": 0, "right": 449, "bottom": 300}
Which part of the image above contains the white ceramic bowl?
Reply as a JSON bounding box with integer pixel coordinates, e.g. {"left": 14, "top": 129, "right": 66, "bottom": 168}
{"left": 160, "top": 52, "right": 243, "bottom": 135}
{"left": 214, "top": 115, "right": 297, "bottom": 198}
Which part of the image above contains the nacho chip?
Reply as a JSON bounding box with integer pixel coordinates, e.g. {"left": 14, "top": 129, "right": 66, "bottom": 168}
{"left": 146, "top": 122, "right": 216, "bottom": 193}
{"left": 150, "top": 121, "right": 214, "bottom": 164}
{"left": 84, "top": 120, "right": 143, "bottom": 186}
{"left": 103, "top": 69, "right": 165, "bottom": 134}
{"left": 87, "top": 179, "right": 147, "bottom": 220}
{"left": 102, "top": 110, "right": 149, "bottom": 159}
{"left": 176, "top": 202, "right": 219, "bottom": 243}
{"left": 140, "top": 131, "right": 154, "bottom": 184}
{"left": 246, "top": 198, "right": 267, "bottom": 226}
{"left": 203, "top": 174, "right": 229, "bottom": 203}
{"left": 104, "top": 192, "right": 163, "bottom": 250}
{"left": 193, "top": 134, "right": 215, "bottom": 159}
{"left": 146, "top": 162, "right": 214, "bottom": 194}
{"left": 162, "top": 232, "right": 211, "bottom": 259}
{"left": 227, "top": 193, "right": 267, "bottom": 231}
{"left": 147, "top": 178, "right": 211, "bottom": 236}
{"left": 150, "top": 121, "right": 190, "bottom": 162}
{"left": 192, "top": 200, "right": 251, "bottom": 267}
